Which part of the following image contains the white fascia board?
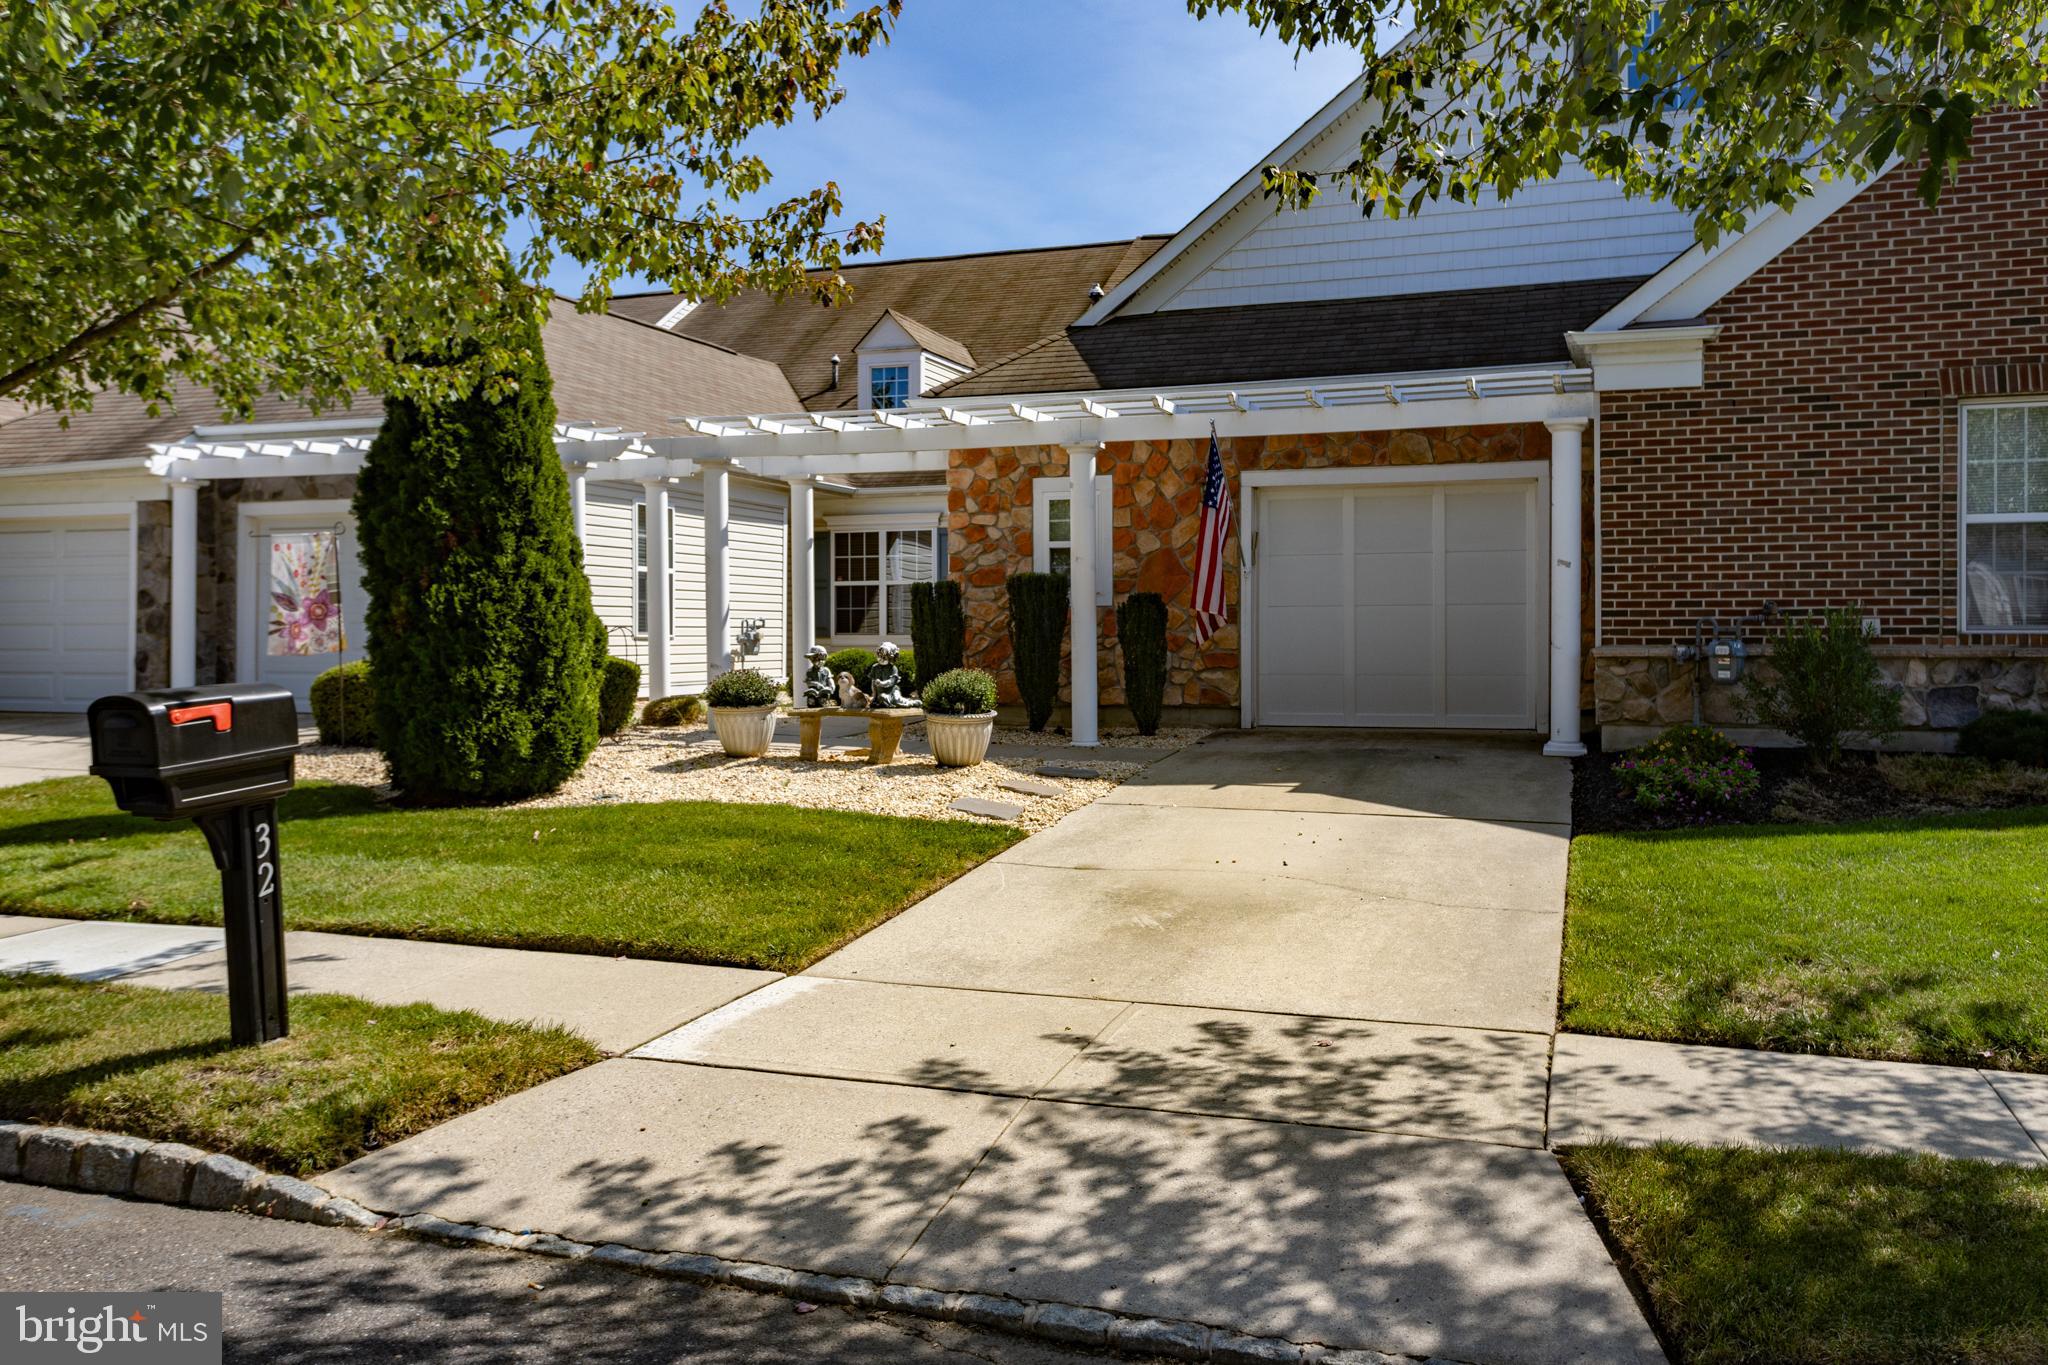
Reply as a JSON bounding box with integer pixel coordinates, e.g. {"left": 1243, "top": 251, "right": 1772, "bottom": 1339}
{"left": 1588, "top": 161, "right": 1897, "bottom": 330}
{"left": 0, "top": 456, "right": 155, "bottom": 479}
{"left": 1076, "top": 67, "right": 1375, "bottom": 327}
{"left": 190, "top": 416, "right": 383, "bottom": 439}
{"left": 1566, "top": 324, "right": 1721, "bottom": 391}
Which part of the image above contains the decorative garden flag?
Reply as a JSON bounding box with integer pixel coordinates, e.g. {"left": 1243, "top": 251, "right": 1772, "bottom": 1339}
{"left": 1190, "top": 428, "right": 1233, "bottom": 646}
{"left": 267, "top": 532, "right": 345, "bottom": 656}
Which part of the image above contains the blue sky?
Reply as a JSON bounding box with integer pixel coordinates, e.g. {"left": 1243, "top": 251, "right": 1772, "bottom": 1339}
{"left": 576, "top": 1, "right": 1368, "bottom": 296}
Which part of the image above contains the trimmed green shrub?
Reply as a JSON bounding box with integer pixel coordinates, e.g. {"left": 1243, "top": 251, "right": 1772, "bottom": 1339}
{"left": 1116, "top": 592, "right": 1169, "bottom": 736}
{"left": 1740, "top": 609, "right": 1902, "bottom": 765}
{"left": 1615, "top": 724, "right": 1759, "bottom": 811}
{"left": 909, "top": 581, "right": 965, "bottom": 688}
{"left": 309, "top": 661, "right": 377, "bottom": 747}
{"left": 1007, "top": 571, "right": 1068, "bottom": 731}
{"left": 597, "top": 657, "right": 640, "bottom": 736}
{"left": 921, "top": 667, "right": 997, "bottom": 716}
{"left": 353, "top": 304, "right": 603, "bottom": 803}
{"left": 1959, "top": 709, "right": 2048, "bottom": 767}
{"left": 641, "top": 694, "right": 704, "bottom": 727}
{"left": 704, "top": 668, "right": 778, "bottom": 708}
{"left": 824, "top": 647, "right": 875, "bottom": 685}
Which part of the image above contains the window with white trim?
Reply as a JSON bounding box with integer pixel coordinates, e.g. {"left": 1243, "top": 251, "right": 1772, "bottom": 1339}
{"left": 1963, "top": 402, "right": 2048, "bottom": 631}
{"left": 869, "top": 365, "right": 911, "bottom": 410}
{"left": 634, "top": 502, "right": 648, "bottom": 633}
{"left": 1032, "top": 476, "right": 1113, "bottom": 606}
{"left": 829, "top": 527, "right": 938, "bottom": 638}
{"left": 633, "top": 500, "right": 673, "bottom": 635}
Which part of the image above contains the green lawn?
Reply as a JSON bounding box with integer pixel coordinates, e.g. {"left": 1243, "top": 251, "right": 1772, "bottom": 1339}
{"left": 1565, "top": 1142, "right": 2048, "bottom": 1365}
{"left": 1563, "top": 808, "right": 2048, "bottom": 1071}
{"left": 0, "top": 778, "right": 1022, "bottom": 972}
{"left": 0, "top": 972, "right": 597, "bottom": 1175}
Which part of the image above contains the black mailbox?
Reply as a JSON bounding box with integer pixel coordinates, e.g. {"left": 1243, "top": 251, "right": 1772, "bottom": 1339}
{"left": 89, "top": 685, "right": 298, "bottom": 819}
{"left": 87, "top": 685, "right": 299, "bottom": 1046}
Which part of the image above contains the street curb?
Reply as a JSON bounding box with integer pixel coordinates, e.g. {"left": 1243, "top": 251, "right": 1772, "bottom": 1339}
{"left": 0, "top": 1119, "right": 1441, "bottom": 1365}
{"left": 0, "top": 1120, "right": 381, "bottom": 1230}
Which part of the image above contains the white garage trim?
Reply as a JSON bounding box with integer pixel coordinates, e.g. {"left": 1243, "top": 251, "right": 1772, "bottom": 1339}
{"left": 1237, "top": 461, "right": 1553, "bottom": 733}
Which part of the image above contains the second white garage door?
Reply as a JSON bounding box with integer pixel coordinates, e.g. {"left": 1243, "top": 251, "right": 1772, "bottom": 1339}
{"left": 0, "top": 516, "right": 132, "bottom": 712}
{"left": 1255, "top": 481, "right": 1541, "bottom": 728}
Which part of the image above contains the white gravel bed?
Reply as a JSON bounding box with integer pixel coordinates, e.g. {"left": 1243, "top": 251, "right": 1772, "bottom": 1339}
{"left": 293, "top": 723, "right": 1206, "bottom": 829}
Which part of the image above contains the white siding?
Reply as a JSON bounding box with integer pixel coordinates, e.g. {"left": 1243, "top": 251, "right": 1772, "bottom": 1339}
{"left": 580, "top": 476, "right": 789, "bottom": 695}
{"left": 731, "top": 482, "right": 789, "bottom": 685}
{"left": 670, "top": 485, "right": 708, "bottom": 695}
{"left": 1122, "top": 93, "right": 1699, "bottom": 316}
{"left": 1162, "top": 160, "right": 1696, "bottom": 312}
{"left": 583, "top": 484, "right": 645, "bottom": 683}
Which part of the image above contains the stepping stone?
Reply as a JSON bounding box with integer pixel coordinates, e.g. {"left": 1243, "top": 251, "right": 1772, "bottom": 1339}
{"left": 1041, "top": 764, "right": 1100, "bottom": 779}
{"left": 950, "top": 796, "right": 1026, "bottom": 822}
{"left": 996, "top": 777, "right": 1062, "bottom": 798}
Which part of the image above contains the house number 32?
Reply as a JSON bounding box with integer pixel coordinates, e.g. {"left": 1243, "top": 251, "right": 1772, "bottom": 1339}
{"left": 254, "top": 817, "right": 275, "bottom": 901}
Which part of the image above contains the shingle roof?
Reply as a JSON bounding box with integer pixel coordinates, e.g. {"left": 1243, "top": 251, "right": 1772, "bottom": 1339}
{"left": 611, "top": 236, "right": 1170, "bottom": 409}
{"left": 0, "top": 298, "right": 797, "bottom": 470}
{"left": 933, "top": 276, "right": 1652, "bottom": 398}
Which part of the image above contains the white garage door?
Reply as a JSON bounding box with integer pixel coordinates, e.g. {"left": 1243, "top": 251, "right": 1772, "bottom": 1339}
{"left": 0, "top": 516, "right": 131, "bottom": 711}
{"left": 1255, "top": 482, "right": 1541, "bottom": 728}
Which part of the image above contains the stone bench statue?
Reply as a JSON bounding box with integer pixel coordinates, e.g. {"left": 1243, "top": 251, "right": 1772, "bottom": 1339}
{"left": 792, "top": 642, "right": 922, "bottom": 762}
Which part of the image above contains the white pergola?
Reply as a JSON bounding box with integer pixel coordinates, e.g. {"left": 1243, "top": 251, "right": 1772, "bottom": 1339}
{"left": 148, "top": 367, "right": 1597, "bottom": 752}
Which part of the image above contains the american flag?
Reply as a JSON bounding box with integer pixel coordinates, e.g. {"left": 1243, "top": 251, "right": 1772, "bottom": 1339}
{"left": 1190, "top": 429, "right": 1232, "bottom": 646}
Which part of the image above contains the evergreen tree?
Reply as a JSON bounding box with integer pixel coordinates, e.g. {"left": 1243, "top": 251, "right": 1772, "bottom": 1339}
{"left": 353, "top": 308, "right": 603, "bottom": 802}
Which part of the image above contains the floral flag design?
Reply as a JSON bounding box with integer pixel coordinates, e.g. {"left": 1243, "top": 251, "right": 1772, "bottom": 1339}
{"left": 267, "top": 532, "right": 345, "bottom": 656}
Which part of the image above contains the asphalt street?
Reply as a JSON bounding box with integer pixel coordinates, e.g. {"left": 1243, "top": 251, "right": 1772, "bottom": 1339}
{"left": 0, "top": 1183, "right": 1103, "bottom": 1364}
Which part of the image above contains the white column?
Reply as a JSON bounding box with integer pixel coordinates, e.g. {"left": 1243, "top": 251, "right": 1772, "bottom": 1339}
{"left": 1544, "top": 419, "right": 1588, "bottom": 757}
{"left": 643, "top": 480, "right": 671, "bottom": 700}
{"left": 568, "top": 463, "right": 588, "bottom": 548}
{"left": 703, "top": 462, "right": 731, "bottom": 677}
{"left": 169, "top": 478, "right": 198, "bottom": 688}
{"left": 788, "top": 477, "right": 816, "bottom": 667}
{"left": 1065, "top": 443, "right": 1101, "bottom": 747}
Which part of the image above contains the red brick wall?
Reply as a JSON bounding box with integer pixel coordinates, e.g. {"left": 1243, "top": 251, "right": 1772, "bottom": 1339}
{"left": 1600, "top": 105, "right": 2048, "bottom": 651}
{"left": 950, "top": 425, "right": 1549, "bottom": 710}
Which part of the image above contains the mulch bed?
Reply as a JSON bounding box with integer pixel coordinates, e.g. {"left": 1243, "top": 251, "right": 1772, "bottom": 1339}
{"left": 1571, "top": 744, "right": 2048, "bottom": 834}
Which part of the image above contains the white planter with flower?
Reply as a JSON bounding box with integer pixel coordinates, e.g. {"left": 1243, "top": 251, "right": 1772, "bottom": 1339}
{"left": 920, "top": 668, "right": 999, "bottom": 768}
{"left": 704, "top": 668, "right": 781, "bottom": 758}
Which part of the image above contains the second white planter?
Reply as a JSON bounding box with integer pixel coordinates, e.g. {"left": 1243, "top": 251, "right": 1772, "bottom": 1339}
{"left": 925, "top": 711, "right": 997, "bottom": 767}
{"left": 709, "top": 704, "right": 778, "bottom": 757}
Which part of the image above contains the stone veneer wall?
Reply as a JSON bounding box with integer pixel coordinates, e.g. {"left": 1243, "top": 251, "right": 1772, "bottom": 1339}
{"left": 950, "top": 424, "right": 1566, "bottom": 712}
{"left": 1596, "top": 645, "right": 2048, "bottom": 742}
{"left": 131, "top": 475, "right": 359, "bottom": 689}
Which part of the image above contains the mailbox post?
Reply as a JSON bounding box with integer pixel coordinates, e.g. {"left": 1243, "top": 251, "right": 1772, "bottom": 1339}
{"left": 87, "top": 685, "right": 300, "bottom": 1046}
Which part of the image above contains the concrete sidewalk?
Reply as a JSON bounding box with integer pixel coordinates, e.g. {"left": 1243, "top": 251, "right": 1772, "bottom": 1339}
{"left": 0, "top": 712, "right": 321, "bottom": 788}
{"left": 0, "top": 916, "right": 777, "bottom": 1054}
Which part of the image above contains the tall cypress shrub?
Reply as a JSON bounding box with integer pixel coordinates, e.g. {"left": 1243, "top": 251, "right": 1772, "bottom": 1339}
{"left": 909, "top": 580, "right": 965, "bottom": 688}
{"left": 1116, "top": 592, "right": 1168, "bottom": 736}
{"left": 1007, "top": 572, "right": 1068, "bottom": 732}
{"left": 353, "top": 307, "right": 604, "bottom": 802}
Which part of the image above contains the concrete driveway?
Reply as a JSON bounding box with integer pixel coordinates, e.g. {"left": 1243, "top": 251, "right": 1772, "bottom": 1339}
{"left": 332, "top": 732, "right": 1659, "bottom": 1364}
{"left": 0, "top": 712, "right": 93, "bottom": 787}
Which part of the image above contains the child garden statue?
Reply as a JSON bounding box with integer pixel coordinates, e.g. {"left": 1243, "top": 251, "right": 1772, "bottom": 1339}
{"left": 800, "top": 644, "right": 837, "bottom": 708}
{"left": 864, "top": 641, "right": 913, "bottom": 708}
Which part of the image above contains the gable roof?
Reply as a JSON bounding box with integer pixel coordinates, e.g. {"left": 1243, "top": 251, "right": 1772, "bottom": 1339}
{"left": 859, "top": 309, "right": 975, "bottom": 369}
{"left": 610, "top": 236, "right": 1169, "bottom": 409}
{"left": 932, "top": 275, "right": 1646, "bottom": 399}
{"left": 0, "top": 298, "right": 796, "bottom": 471}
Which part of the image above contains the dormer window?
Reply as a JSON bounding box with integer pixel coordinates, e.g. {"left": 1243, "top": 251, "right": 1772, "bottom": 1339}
{"left": 869, "top": 364, "right": 911, "bottom": 410}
